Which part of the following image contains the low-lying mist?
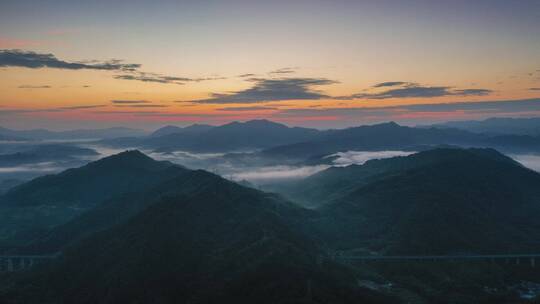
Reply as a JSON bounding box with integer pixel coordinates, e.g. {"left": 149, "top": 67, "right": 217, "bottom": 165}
{"left": 2, "top": 140, "right": 540, "bottom": 189}
{"left": 510, "top": 154, "right": 540, "bottom": 172}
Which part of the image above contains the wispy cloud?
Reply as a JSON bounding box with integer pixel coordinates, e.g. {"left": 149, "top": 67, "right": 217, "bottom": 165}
{"left": 111, "top": 100, "right": 151, "bottom": 104}
{"left": 275, "top": 98, "right": 540, "bottom": 123}
{"left": 0, "top": 49, "right": 140, "bottom": 71}
{"left": 339, "top": 82, "right": 493, "bottom": 99}
{"left": 114, "top": 72, "right": 225, "bottom": 85}
{"left": 114, "top": 73, "right": 190, "bottom": 85}
{"left": 216, "top": 106, "right": 278, "bottom": 111}
{"left": 0, "top": 104, "right": 106, "bottom": 115}
{"left": 187, "top": 77, "right": 337, "bottom": 104}
{"left": 238, "top": 73, "right": 256, "bottom": 78}
{"left": 529, "top": 88, "right": 540, "bottom": 91}
{"left": 372, "top": 81, "right": 409, "bottom": 88}
{"left": 269, "top": 67, "right": 297, "bottom": 74}
{"left": 17, "top": 85, "right": 51, "bottom": 89}
{"left": 56, "top": 105, "right": 106, "bottom": 110}
{"left": 91, "top": 110, "right": 162, "bottom": 115}
{"left": 1, "top": 49, "right": 225, "bottom": 85}
{"left": 114, "top": 104, "right": 169, "bottom": 108}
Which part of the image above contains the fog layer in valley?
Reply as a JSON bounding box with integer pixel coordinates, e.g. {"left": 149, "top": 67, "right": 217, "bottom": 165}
{"left": 511, "top": 154, "right": 540, "bottom": 172}
{"left": 2, "top": 139, "right": 540, "bottom": 189}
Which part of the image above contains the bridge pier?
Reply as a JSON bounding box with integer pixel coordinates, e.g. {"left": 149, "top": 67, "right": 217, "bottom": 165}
{"left": 531, "top": 258, "right": 536, "bottom": 268}
{"left": 516, "top": 257, "right": 520, "bottom": 265}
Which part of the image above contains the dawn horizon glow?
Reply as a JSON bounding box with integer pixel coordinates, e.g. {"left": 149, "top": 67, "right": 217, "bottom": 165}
{"left": 1, "top": 0, "right": 539, "bottom": 130}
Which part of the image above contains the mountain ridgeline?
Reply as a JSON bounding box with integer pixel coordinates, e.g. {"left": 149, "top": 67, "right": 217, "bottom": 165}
{"left": 0, "top": 151, "right": 187, "bottom": 248}
{"left": 1, "top": 151, "right": 395, "bottom": 304}
{"left": 293, "top": 148, "right": 540, "bottom": 255}
{"left": 2, "top": 147, "right": 540, "bottom": 303}
{"left": 35, "top": 119, "right": 536, "bottom": 159}
{"left": 142, "top": 119, "right": 322, "bottom": 152}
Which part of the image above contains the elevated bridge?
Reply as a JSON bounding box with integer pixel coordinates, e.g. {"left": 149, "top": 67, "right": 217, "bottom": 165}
{"left": 0, "top": 253, "right": 60, "bottom": 272}
{"left": 331, "top": 253, "right": 540, "bottom": 268}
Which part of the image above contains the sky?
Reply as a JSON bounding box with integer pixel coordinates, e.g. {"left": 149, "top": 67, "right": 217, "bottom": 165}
{"left": 1, "top": 0, "right": 539, "bottom": 130}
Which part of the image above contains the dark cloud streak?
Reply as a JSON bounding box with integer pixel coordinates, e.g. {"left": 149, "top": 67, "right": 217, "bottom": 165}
{"left": 114, "top": 72, "right": 225, "bottom": 85}
{"left": 111, "top": 100, "right": 151, "bottom": 104}
{"left": 1, "top": 49, "right": 225, "bottom": 85}
{"left": 340, "top": 82, "right": 493, "bottom": 99}
{"left": 0, "top": 49, "right": 139, "bottom": 71}
{"left": 372, "top": 81, "right": 409, "bottom": 88}
{"left": 17, "top": 85, "right": 51, "bottom": 89}
{"left": 188, "top": 77, "right": 337, "bottom": 104}
{"left": 216, "top": 106, "right": 277, "bottom": 111}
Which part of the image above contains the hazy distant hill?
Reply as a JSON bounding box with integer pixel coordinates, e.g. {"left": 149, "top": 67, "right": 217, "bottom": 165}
{"left": 0, "top": 133, "right": 26, "bottom": 142}
{"left": 3, "top": 169, "right": 394, "bottom": 304}
{"left": 432, "top": 117, "right": 540, "bottom": 136}
{"left": 0, "top": 126, "right": 147, "bottom": 140}
{"left": 142, "top": 119, "right": 322, "bottom": 152}
{"left": 261, "top": 122, "right": 540, "bottom": 161}
{"left": 309, "top": 148, "right": 540, "bottom": 255}
{"left": 150, "top": 124, "right": 214, "bottom": 137}
{"left": 261, "top": 122, "right": 481, "bottom": 159}
{"left": 0, "top": 150, "right": 187, "bottom": 247}
{"left": 0, "top": 144, "right": 98, "bottom": 167}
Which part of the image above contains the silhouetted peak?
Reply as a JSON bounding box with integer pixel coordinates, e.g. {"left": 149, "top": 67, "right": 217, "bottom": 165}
{"left": 224, "top": 119, "right": 287, "bottom": 128}
{"left": 114, "top": 149, "right": 148, "bottom": 159}
{"left": 373, "top": 121, "right": 401, "bottom": 128}
{"left": 91, "top": 150, "right": 155, "bottom": 167}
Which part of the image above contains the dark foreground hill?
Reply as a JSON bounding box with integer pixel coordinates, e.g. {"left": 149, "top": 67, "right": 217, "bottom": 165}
{"left": 2, "top": 149, "right": 540, "bottom": 302}
{"left": 307, "top": 148, "right": 540, "bottom": 255}
{"left": 0, "top": 150, "right": 187, "bottom": 248}
{"left": 273, "top": 147, "right": 515, "bottom": 207}
{"left": 2, "top": 171, "right": 395, "bottom": 304}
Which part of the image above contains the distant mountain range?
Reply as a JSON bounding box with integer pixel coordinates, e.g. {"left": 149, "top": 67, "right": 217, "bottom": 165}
{"left": 6, "top": 118, "right": 538, "bottom": 157}
{"left": 147, "top": 119, "right": 322, "bottom": 152}
{"left": 261, "top": 122, "right": 540, "bottom": 161}
{"left": 0, "top": 133, "right": 26, "bottom": 142}
{"left": 0, "top": 126, "right": 147, "bottom": 141}
{"left": 0, "top": 144, "right": 98, "bottom": 167}
{"left": 101, "top": 119, "right": 322, "bottom": 152}
{"left": 100, "top": 119, "right": 540, "bottom": 157}
{"left": 431, "top": 117, "right": 540, "bottom": 136}
{"left": 150, "top": 123, "right": 215, "bottom": 137}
